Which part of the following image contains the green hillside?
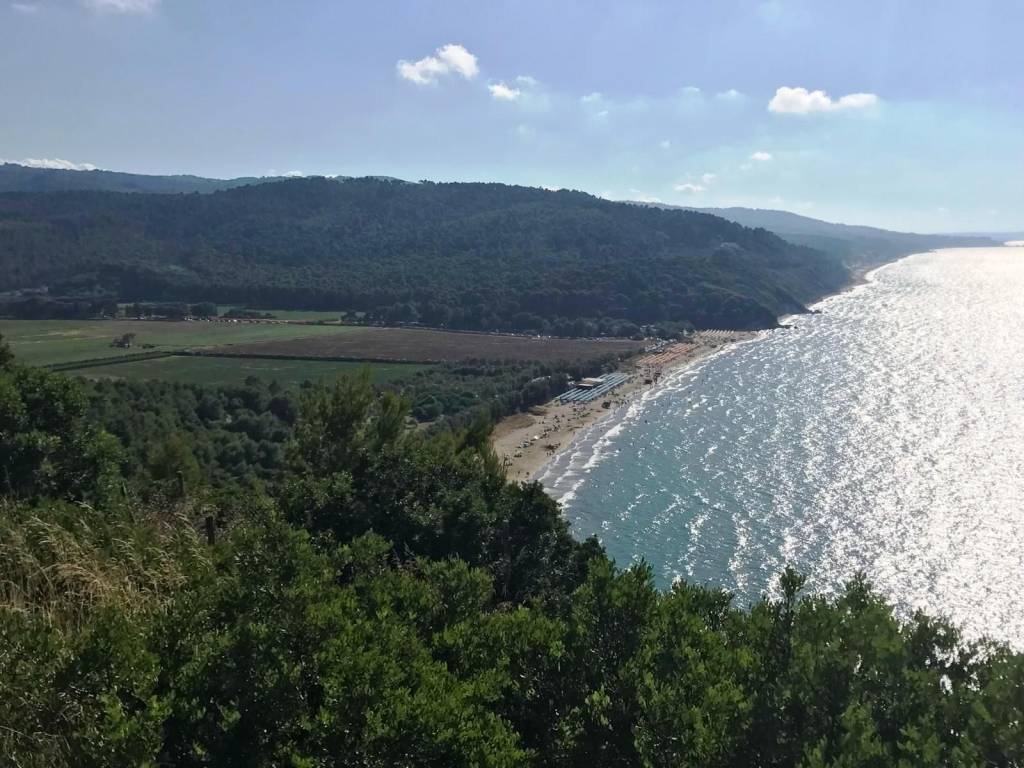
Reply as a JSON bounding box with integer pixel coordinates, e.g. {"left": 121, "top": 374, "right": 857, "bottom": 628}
{"left": 680, "top": 205, "right": 997, "bottom": 271}
{"left": 0, "top": 178, "right": 850, "bottom": 334}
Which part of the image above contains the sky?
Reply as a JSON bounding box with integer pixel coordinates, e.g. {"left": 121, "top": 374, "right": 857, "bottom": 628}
{"left": 1, "top": 0, "right": 1022, "bottom": 232}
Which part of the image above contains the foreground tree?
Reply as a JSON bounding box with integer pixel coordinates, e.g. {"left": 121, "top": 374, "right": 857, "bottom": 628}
{"left": 0, "top": 366, "right": 1022, "bottom": 766}
{"left": 280, "top": 372, "right": 596, "bottom": 604}
{"left": 0, "top": 346, "right": 121, "bottom": 501}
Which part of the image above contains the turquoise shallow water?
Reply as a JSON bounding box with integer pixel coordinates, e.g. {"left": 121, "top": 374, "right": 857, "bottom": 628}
{"left": 539, "top": 247, "right": 1024, "bottom": 646}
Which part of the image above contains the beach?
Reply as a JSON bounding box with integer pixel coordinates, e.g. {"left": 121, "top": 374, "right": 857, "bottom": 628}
{"left": 492, "top": 330, "right": 757, "bottom": 481}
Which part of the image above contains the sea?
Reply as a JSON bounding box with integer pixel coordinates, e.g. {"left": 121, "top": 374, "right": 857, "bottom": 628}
{"left": 538, "top": 247, "right": 1024, "bottom": 646}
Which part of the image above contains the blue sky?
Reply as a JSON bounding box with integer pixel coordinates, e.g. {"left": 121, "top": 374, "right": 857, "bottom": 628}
{"left": 1, "top": 0, "right": 1022, "bottom": 231}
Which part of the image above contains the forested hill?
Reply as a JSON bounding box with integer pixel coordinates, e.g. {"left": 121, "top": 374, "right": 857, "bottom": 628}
{"left": 674, "top": 205, "right": 996, "bottom": 272}
{"left": 0, "top": 177, "right": 849, "bottom": 334}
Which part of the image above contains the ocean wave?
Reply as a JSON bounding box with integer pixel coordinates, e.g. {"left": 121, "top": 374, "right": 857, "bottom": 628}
{"left": 552, "top": 247, "right": 1024, "bottom": 647}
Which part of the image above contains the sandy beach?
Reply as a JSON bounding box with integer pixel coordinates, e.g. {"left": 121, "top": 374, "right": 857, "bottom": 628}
{"left": 492, "top": 330, "right": 757, "bottom": 482}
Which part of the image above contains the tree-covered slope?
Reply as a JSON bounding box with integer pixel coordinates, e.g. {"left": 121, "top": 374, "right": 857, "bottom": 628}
{"left": 680, "top": 206, "right": 997, "bottom": 271}
{"left": 0, "top": 178, "right": 849, "bottom": 333}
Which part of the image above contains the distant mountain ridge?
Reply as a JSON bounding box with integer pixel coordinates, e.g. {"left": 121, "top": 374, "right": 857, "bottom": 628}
{"left": 0, "top": 163, "right": 410, "bottom": 194}
{"left": 0, "top": 162, "right": 282, "bottom": 194}
{"left": 946, "top": 230, "right": 1024, "bottom": 242}
{"left": 5, "top": 162, "right": 998, "bottom": 262}
{"left": 633, "top": 203, "right": 997, "bottom": 272}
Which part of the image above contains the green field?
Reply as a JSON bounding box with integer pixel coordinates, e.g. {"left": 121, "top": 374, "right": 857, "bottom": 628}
{"left": 0, "top": 319, "right": 360, "bottom": 366}
{"left": 68, "top": 355, "right": 432, "bottom": 388}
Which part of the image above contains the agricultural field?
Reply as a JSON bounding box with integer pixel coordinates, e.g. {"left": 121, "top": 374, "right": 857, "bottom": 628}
{"left": 207, "top": 326, "right": 645, "bottom": 363}
{"left": 70, "top": 355, "right": 432, "bottom": 388}
{"left": 0, "top": 319, "right": 359, "bottom": 367}
{"left": 0, "top": 320, "right": 635, "bottom": 395}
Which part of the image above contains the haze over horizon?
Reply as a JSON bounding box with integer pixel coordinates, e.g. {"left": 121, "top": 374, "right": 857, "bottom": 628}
{"left": 2, "top": 0, "right": 1022, "bottom": 232}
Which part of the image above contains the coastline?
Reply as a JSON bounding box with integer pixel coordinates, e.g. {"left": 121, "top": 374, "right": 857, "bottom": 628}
{"left": 518, "top": 244, "right": 1024, "bottom": 647}
{"left": 492, "top": 252, "right": 921, "bottom": 487}
{"left": 492, "top": 330, "right": 757, "bottom": 482}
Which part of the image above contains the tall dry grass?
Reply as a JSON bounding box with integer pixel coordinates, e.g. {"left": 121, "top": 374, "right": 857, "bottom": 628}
{"left": 0, "top": 498, "right": 212, "bottom": 631}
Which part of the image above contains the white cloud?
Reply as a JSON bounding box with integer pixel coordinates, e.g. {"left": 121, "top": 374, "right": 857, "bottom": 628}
{"left": 834, "top": 92, "right": 878, "bottom": 109}
{"left": 629, "top": 189, "right": 664, "bottom": 204}
{"left": 768, "top": 86, "right": 878, "bottom": 114}
{"left": 397, "top": 43, "right": 479, "bottom": 86}
{"left": 488, "top": 82, "right": 521, "bottom": 101}
{"left": 681, "top": 86, "right": 701, "bottom": 95}
{"left": 658, "top": 139, "right": 672, "bottom": 150}
{"left": 2, "top": 157, "right": 99, "bottom": 171}
{"left": 581, "top": 92, "right": 612, "bottom": 121}
{"left": 515, "top": 75, "right": 538, "bottom": 87}
{"left": 282, "top": 170, "right": 304, "bottom": 177}
{"left": 672, "top": 173, "right": 716, "bottom": 194}
{"left": 715, "top": 88, "right": 744, "bottom": 100}
{"left": 749, "top": 151, "right": 773, "bottom": 162}
{"left": 81, "top": 0, "right": 160, "bottom": 13}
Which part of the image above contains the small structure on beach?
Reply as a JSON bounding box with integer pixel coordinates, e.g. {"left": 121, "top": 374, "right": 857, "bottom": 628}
{"left": 557, "top": 372, "right": 631, "bottom": 404}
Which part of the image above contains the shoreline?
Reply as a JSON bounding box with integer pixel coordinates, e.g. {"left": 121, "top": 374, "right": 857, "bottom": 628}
{"left": 493, "top": 247, "right": 970, "bottom": 486}
{"left": 492, "top": 253, "right": 917, "bottom": 486}
{"left": 492, "top": 330, "right": 758, "bottom": 482}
